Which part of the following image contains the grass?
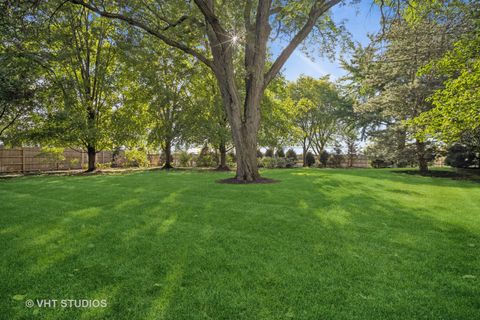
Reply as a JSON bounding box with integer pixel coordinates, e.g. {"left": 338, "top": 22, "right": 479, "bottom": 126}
{"left": 0, "top": 168, "right": 479, "bottom": 319}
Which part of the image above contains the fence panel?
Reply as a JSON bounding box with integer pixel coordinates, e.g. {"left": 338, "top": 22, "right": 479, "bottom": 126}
{"left": 0, "top": 147, "right": 160, "bottom": 174}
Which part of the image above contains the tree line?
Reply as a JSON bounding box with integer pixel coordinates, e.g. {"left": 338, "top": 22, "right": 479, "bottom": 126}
{"left": 1, "top": 1, "right": 478, "bottom": 178}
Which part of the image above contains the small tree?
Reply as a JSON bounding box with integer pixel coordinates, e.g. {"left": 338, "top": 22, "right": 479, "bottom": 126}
{"left": 197, "top": 144, "right": 216, "bottom": 167}
{"left": 286, "top": 149, "right": 297, "bottom": 168}
{"left": 319, "top": 150, "right": 329, "bottom": 168}
{"left": 330, "top": 144, "right": 343, "bottom": 168}
{"left": 305, "top": 151, "right": 316, "bottom": 167}
{"left": 264, "top": 148, "right": 274, "bottom": 158}
{"left": 445, "top": 144, "right": 477, "bottom": 168}
{"left": 178, "top": 151, "right": 191, "bottom": 167}
{"left": 286, "top": 149, "right": 297, "bottom": 160}
{"left": 275, "top": 148, "right": 285, "bottom": 158}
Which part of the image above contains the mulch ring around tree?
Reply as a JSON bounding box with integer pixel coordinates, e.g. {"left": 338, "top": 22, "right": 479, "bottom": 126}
{"left": 216, "top": 177, "right": 280, "bottom": 184}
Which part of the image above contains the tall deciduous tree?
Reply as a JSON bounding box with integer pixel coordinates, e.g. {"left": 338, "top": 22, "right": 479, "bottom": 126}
{"left": 412, "top": 10, "right": 479, "bottom": 144}
{"left": 0, "top": 3, "right": 48, "bottom": 143}
{"left": 186, "top": 71, "right": 232, "bottom": 170}
{"left": 30, "top": 5, "right": 120, "bottom": 171}
{"left": 67, "top": 0, "right": 345, "bottom": 181}
{"left": 0, "top": 57, "right": 38, "bottom": 141}
{"left": 288, "top": 76, "right": 351, "bottom": 165}
{"left": 130, "top": 47, "right": 199, "bottom": 169}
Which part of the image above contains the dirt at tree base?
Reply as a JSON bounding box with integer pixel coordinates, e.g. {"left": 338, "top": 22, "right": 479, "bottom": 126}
{"left": 216, "top": 177, "right": 279, "bottom": 184}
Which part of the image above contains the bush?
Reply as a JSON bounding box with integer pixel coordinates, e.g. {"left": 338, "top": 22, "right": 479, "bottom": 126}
{"left": 38, "top": 147, "right": 65, "bottom": 162}
{"left": 275, "top": 157, "right": 287, "bottom": 168}
{"left": 275, "top": 148, "right": 285, "bottom": 158}
{"left": 264, "top": 148, "right": 274, "bottom": 158}
{"left": 262, "top": 157, "right": 276, "bottom": 168}
{"left": 305, "top": 151, "right": 315, "bottom": 167}
{"left": 445, "top": 144, "right": 477, "bottom": 168}
{"left": 196, "top": 145, "right": 216, "bottom": 167}
{"left": 286, "top": 149, "right": 297, "bottom": 160}
{"left": 97, "top": 162, "right": 112, "bottom": 169}
{"left": 69, "top": 158, "right": 79, "bottom": 169}
{"left": 257, "top": 157, "right": 264, "bottom": 168}
{"left": 125, "top": 149, "right": 149, "bottom": 167}
{"left": 227, "top": 154, "right": 236, "bottom": 168}
{"left": 285, "top": 158, "right": 296, "bottom": 168}
{"left": 319, "top": 150, "right": 329, "bottom": 167}
{"left": 256, "top": 149, "right": 263, "bottom": 158}
{"left": 371, "top": 158, "right": 391, "bottom": 168}
{"left": 178, "top": 151, "right": 191, "bottom": 167}
{"left": 330, "top": 144, "right": 343, "bottom": 168}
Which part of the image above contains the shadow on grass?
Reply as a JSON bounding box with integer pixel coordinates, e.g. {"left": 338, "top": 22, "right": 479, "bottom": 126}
{"left": 0, "top": 169, "right": 479, "bottom": 319}
{"left": 394, "top": 168, "right": 480, "bottom": 183}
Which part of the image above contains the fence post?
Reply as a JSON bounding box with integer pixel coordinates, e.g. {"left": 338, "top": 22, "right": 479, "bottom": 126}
{"left": 21, "top": 148, "right": 25, "bottom": 173}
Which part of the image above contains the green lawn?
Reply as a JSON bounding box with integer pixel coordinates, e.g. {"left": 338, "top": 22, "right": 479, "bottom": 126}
{"left": 1, "top": 168, "right": 479, "bottom": 319}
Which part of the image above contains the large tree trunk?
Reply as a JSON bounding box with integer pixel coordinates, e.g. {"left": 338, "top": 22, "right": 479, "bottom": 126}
{"left": 302, "top": 138, "right": 308, "bottom": 167}
{"left": 233, "top": 127, "right": 260, "bottom": 181}
{"left": 416, "top": 140, "right": 429, "bottom": 175}
{"left": 217, "top": 141, "right": 229, "bottom": 171}
{"left": 212, "top": 48, "right": 263, "bottom": 181}
{"left": 162, "top": 141, "right": 173, "bottom": 169}
{"left": 86, "top": 145, "right": 96, "bottom": 172}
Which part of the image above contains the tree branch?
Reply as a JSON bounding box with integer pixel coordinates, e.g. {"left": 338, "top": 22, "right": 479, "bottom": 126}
{"left": 67, "top": 0, "right": 214, "bottom": 70}
{"left": 264, "top": 0, "right": 341, "bottom": 87}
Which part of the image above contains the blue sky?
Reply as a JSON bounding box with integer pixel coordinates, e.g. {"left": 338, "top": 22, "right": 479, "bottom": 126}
{"left": 271, "top": 1, "right": 382, "bottom": 81}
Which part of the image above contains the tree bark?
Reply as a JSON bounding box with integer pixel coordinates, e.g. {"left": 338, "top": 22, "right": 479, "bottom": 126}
{"left": 302, "top": 138, "right": 308, "bottom": 167}
{"left": 162, "top": 140, "right": 173, "bottom": 169}
{"left": 217, "top": 141, "right": 229, "bottom": 170}
{"left": 416, "top": 140, "right": 429, "bottom": 175}
{"left": 86, "top": 145, "right": 96, "bottom": 172}
{"left": 234, "top": 127, "right": 260, "bottom": 181}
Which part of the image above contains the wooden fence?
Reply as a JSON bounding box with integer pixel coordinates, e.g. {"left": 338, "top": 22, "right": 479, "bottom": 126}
{"left": 0, "top": 147, "right": 373, "bottom": 174}
{"left": 0, "top": 147, "right": 121, "bottom": 173}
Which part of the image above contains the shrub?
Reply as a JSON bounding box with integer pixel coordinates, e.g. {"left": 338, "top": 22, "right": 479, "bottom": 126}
{"left": 264, "top": 148, "right": 274, "bottom": 158}
{"left": 69, "top": 158, "right": 79, "bottom": 169}
{"left": 178, "top": 151, "right": 191, "bottom": 167}
{"left": 275, "top": 157, "right": 287, "bottom": 168}
{"left": 262, "top": 157, "right": 276, "bottom": 168}
{"left": 319, "top": 150, "right": 329, "bottom": 167}
{"left": 125, "top": 149, "right": 149, "bottom": 167}
{"left": 445, "top": 144, "right": 477, "bottom": 168}
{"left": 371, "top": 158, "right": 391, "bottom": 168}
{"left": 286, "top": 158, "right": 296, "bottom": 168}
{"left": 227, "top": 154, "right": 236, "bottom": 168}
{"left": 257, "top": 157, "right": 264, "bottom": 168}
{"left": 97, "top": 162, "right": 112, "bottom": 169}
{"left": 305, "top": 151, "right": 315, "bottom": 167}
{"left": 285, "top": 149, "right": 297, "bottom": 168}
{"left": 330, "top": 144, "right": 343, "bottom": 168}
{"left": 256, "top": 149, "right": 263, "bottom": 158}
{"left": 275, "top": 148, "right": 285, "bottom": 158}
{"left": 196, "top": 145, "right": 216, "bottom": 167}
{"left": 286, "top": 149, "right": 297, "bottom": 160}
{"left": 38, "top": 147, "right": 65, "bottom": 162}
